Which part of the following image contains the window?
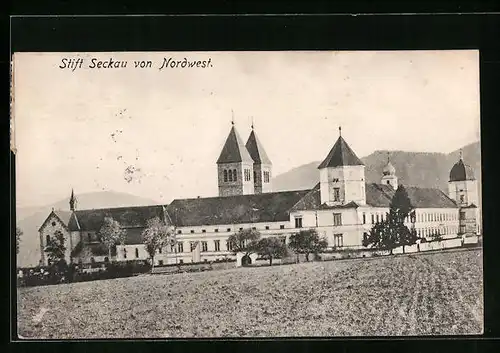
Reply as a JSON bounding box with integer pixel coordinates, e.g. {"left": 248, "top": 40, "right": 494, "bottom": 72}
{"left": 123, "top": 248, "right": 127, "bottom": 259}
{"left": 170, "top": 244, "right": 175, "bottom": 252}
{"left": 177, "top": 242, "right": 184, "bottom": 253}
{"left": 158, "top": 260, "right": 164, "bottom": 266}
{"left": 233, "top": 169, "right": 237, "bottom": 181}
{"left": 263, "top": 171, "right": 270, "bottom": 183}
{"left": 179, "top": 259, "right": 184, "bottom": 264}
{"left": 158, "top": 247, "right": 162, "bottom": 254}
{"left": 362, "top": 213, "right": 366, "bottom": 224}
{"left": 228, "top": 170, "right": 233, "bottom": 182}
{"left": 226, "top": 241, "right": 233, "bottom": 251}
{"left": 294, "top": 217, "right": 303, "bottom": 228}
{"left": 214, "top": 228, "right": 219, "bottom": 233}
{"left": 333, "top": 187, "right": 340, "bottom": 202}
{"left": 227, "top": 228, "right": 231, "bottom": 232}
{"left": 202, "top": 229, "right": 206, "bottom": 233}
{"left": 204, "top": 259, "right": 208, "bottom": 263}
{"left": 265, "top": 226, "right": 270, "bottom": 230}
{"left": 334, "top": 234, "right": 343, "bottom": 248}
{"left": 51, "top": 221, "right": 56, "bottom": 226}
{"left": 214, "top": 240, "right": 220, "bottom": 251}
{"left": 254, "top": 171, "right": 257, "bottom": 182}
{"left": 281, "top": 237, "right": 286, "bottom": 245}
{"left": 371, "top": 214, "right": 375, "bottom": 224}
{"left": 190, "top": 230, "right": 195, "bottom": 234}
{"left": 90, "top": 257, "right": 95, "bottom": 264}
{"left": 376, "top": 214, "right": 380, "bottom": 223}
{"left": 332, "top": 178, "right": 339, "bottom": 182}
{"left": 46, "top": 234, "right": 50, "bottom": 244}
{"left": 244, "top": 169, "right": 252, "bottom": 181}
{"left": 280, "top": 225, "right": 285, "bottom": 229}
{"left": 135, "top": 248, "right": 139, "bottom": 258}
{"left": 223, "top": 170, "right": 228, "bottom": 182}
{"left": 201, "top": 241, "right": 208, "bottom": 252}
{"left": 460, "top": 195, "right": 465, "bottom": 203}
{"left": 239, "top": 227, "right": 243, "bottom": 231}
{"left": 333, "top": 213, "right": 342, "bottom": 226}
{"left": 190, "top": 242, "right": 197, "bottom": 252}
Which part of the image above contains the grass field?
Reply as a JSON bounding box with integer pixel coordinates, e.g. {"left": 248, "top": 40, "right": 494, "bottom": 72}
{"left": 17, "top": 248, "right": 483, "bottom": 338}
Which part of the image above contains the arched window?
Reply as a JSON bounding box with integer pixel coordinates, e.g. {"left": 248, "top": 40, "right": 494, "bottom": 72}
{"left": 254, "top": 171, "right": 257, "bottom": 182}
{"left": 46, "top": 234, "right": 50, "bottom": 244}
{"left": 223, "top": 169, "right": 228, "bottom": 182}
{"left": 135, "top": 248, "right": 139, "bottom": 258}
{"left": 123, "top": 248, "right": 127, "bottom": 259}
{"left": 233, "top": 169, "right": 237, "bottom": 181}
{"left": 228, "top": 169, "right": 233, "bottom": 182}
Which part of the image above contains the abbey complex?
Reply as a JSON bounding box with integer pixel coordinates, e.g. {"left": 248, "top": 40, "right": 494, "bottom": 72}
{"left": 38, "top": 123, "right": 480, "bottom": 266}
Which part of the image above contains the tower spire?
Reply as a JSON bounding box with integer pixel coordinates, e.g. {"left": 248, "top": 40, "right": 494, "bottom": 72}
{"left": 251, "top": 116, "right": 254, "bottom": 130}
{"left": 339, "top": 126, "right": 342, "bottom": 137}
{"left": 459, "top": 149, "right": 463, "bottom": 160}
{"left": 387, "top": 151, "right": 390, "bottom": 164}
{"left": 69, "top": 188, "right": 77, "bottom": 211}
{"left": 231, "top": 109, "right": 235, "bottom": 125}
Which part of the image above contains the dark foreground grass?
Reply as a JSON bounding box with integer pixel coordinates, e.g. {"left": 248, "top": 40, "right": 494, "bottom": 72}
{"left": 17, "top": 248, "right": 483, "bottom": 338}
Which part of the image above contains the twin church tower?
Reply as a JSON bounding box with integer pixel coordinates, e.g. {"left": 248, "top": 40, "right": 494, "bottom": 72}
{"left": 216, "top": 121, "right": 273, "bottom": 197}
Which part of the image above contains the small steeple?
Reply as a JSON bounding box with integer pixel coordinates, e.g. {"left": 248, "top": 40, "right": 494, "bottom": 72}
{"left": 69, "top": 189, "right": 77, "bottom": 211}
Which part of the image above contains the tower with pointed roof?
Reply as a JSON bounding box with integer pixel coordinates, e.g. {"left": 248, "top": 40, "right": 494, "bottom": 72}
{"left": 381, "top": 152, "right": 398, "bottom": 190}
{"left": 245, "top": 121, "right": 272, "bottom": 194}
{"left": 318, "top": 127, "right": 366, "bottom": 206}
{"left": 217, "top": 121, "right": 255, "bottom": 197}
{"left": 448, "top": 150, "right": 478, "bottom": 207}
{"left": 69, "top": 189, "right": 77, "bottom": 211}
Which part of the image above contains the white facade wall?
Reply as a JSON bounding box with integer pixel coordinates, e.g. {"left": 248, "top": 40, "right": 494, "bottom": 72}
{"left": 319, "top": 166, "right": 366, "bottom": 206}
{"left": 39, "top": 214, "right": 72, "bottom": 266}
{"left": 448, "top": 179, "right": 479, "bottom": 207}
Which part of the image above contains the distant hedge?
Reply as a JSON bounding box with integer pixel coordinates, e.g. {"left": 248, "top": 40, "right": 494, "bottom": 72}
{"left": 17, "top": 260, "right": 151, "bottom": 288}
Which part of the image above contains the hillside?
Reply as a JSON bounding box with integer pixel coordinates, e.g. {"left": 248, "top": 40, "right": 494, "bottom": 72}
{"left": 16, "top": 191, "right": 160, "bottom": 267}
{"left": 273, "top": 142, "right": 481, "bottom": 192}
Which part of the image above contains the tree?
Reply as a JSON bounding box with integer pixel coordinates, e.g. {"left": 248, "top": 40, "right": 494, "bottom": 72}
{"left": 142, "top": 217, "right": 173, "bottom": 272}
{"left": 255, "top": 237, "right": 288, "bottom": 266}
{"left": 45, "top": 230, "right": 66, "bottom": 265}
{"left": 289, "top": 229, "right": 328, "bottom": 262}
{"left": 16, "top": 227, "right": 23, "bottom": 254}
{"left": 363, "top": 184, "right": 417, "bottom": 254}
{"left": 98, "top": 216, "right": 126, "bottom": 261}
{"left": 227, "top": 228, "right": 261, "bottom": 257}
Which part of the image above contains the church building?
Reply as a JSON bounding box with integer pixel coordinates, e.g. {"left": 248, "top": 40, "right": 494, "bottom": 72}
{"left": 38, "top": 123, "right": 480, "bottom": 266}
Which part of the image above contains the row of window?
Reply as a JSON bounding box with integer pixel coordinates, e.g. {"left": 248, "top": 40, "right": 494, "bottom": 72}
{"left": 362, "top": 211, "right": 458, "bottom": 225}
{"left": 223, "top": 169, "right": 238, "bottom": 182}
{"left": 417, "top": 226, "right": 459, "bottom": 237}
{"left": 294, "top": 213, "right": 343, "bottom": 228}
{"left": 176, "top": 224, "right": 286, "bottom": 234}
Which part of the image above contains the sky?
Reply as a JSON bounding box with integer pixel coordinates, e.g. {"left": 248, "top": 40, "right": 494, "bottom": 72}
{"left": 13, "top": 50, "right": 480, "bottom": 208}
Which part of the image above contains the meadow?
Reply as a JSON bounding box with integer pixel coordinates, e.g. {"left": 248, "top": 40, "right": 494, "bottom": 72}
{"left": 17, "top": 248, "right": 483, "bottom": 338}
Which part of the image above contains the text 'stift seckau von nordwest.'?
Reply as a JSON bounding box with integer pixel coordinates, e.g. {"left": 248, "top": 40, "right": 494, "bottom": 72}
{"left": 59, "top": 57, "right": 214, "bottom": 71}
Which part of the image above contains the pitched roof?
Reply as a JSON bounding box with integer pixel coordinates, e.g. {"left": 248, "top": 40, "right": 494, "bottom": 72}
{"left": 38, "top": 210, "right": 72, "bottom": 232}
{"left": 290, "top": 182, "right": 457, "bottom": 210}
{"left": 245, "top": 129, "right": 272, "bottom": 165}
{"left": 216, "top": 126, "right": 254, "bottom": 164}
{"left": 68, "top": 205, "right": 166, "bottom": 232}
{"left": 166, "top": 190, "right": 311, "bottom": 227}
{"left": 318, "top": 135, "right": 364, "bottom": 169}
{"left": 366, "top": 183, "right": 458, "bottom": 209}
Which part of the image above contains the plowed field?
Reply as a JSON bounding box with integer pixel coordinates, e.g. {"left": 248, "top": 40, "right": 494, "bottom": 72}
{"left": 17, "top": 248, "right": 483, "bottom": 338}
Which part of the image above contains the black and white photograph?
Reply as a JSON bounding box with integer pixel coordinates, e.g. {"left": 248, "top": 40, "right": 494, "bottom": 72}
{"left": 13, "top": 50, "right": 482, "bottom": 338}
